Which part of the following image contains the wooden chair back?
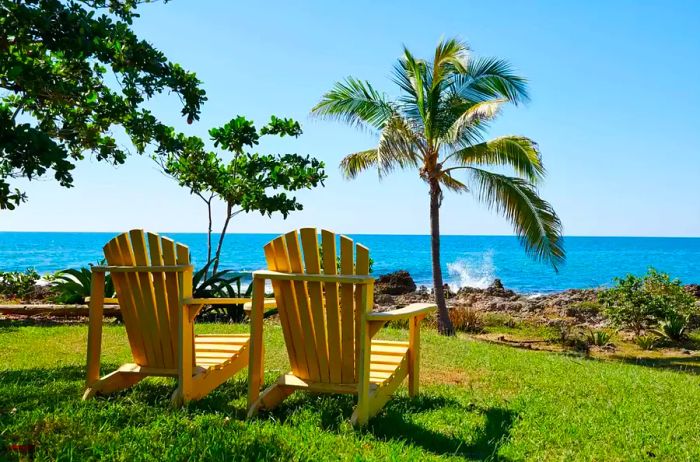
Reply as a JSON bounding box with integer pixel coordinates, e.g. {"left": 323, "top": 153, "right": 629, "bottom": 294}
{"left": 103, "top": 229, "right": 192, "bottom": 370}
{"left": 264, "top": 228, "right": 371, "bottom": 384}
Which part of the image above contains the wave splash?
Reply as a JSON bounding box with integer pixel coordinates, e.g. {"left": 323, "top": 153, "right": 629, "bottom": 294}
{"left": 447, "top": 251, "right": 496, "bottom": 290}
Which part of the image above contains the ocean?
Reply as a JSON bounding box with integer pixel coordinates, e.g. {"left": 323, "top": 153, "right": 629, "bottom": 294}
{"left": 1, "top": 232, "right": 698, "bottom": 294}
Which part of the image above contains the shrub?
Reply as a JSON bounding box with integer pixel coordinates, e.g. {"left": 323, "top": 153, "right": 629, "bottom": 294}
{"left": 599, "top": 268, "right": 696, "bottom": 335}
{"left": 566, "top": 301, "right": 602, "bottom": 319}
{"left": 635, "top": 334, "right": 658, "bottom": 350}
{"left": 0, "top": 269, "right": 40, "bottom": 300}
{"left": 653, "top": 315, "right": 688, "bottom": 341}
{"left": 194, "top": 261, "right": 253, "bottom": 322}
{"left": 449, "top": 306, "right": 484, "bottom": 333}
{"left": 53, "top": 263, "right": 114, "bottom": 304}
{"left": 587, "top": 329, "right": 612, "bottom": 346}
{"left": 483, "top": 313, "right": 519, "bottom": 329}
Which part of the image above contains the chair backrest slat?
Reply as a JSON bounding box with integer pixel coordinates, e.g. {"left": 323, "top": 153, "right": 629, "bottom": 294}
{"left": 354, "top": 244, "right": 371, "bottom": 382}
{"left": 128, "top": 230, "right": 164, "bottom": 367}
{"left": 300, "top": 227, "right": 330, "bottom": 383}
{"left": 104, "top": 238, "right": 147, "bottom": 364}
{"left": 266, "top": 228, "right": 372, "bottom": 385}
{"left": 103, "top": 230, "right": 190, "bottom": 369}
{"left": 267, "top": 237, "right": 311, "bottom": 379}
{"left": 321, "top": 229, "right": 342, "bottom": 383}
{"left": 147, "top": 232, "right": 176, "bottom": 368}
{"left": 284, "top": 231, "right": 321, "bottom": 382}
{"left": 339, "top": 235, "right": 356, "bottom": 383}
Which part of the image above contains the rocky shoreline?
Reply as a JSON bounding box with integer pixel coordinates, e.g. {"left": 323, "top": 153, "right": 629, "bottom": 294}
{"left": 374, "top": 271, "right": 700, "bottom": 330}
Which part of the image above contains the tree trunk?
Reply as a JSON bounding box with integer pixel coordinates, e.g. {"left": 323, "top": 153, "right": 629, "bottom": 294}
{"left": 212, "top": 203, "right": 233, "bottom": 275}
{"left": 430, "top": 180, "right": 455, "bottom": 335}
{"left": 206, "top": 196, "right": 213, "bottom": 264}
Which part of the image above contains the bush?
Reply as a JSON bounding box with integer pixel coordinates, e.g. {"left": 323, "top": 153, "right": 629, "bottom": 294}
{"left": 654, "top": 315, "right": 688, "bottom": 341}
{"left": 449, "top": 306, "right": 484, "bottom": 333}
{"left": 635, "top": 334, "right": 658, "bottom": 350}
{"left": 0, "top": 269, "right": 40, "bottom": 300}
{"left": 566, "top": 301, "right": 602, "bottom": 319}
{"left": 587, "top": 329, "right": 612, "bottom": 346}
{"left": 53, "top": 263, "right": 114, "bottom": 304}
{"left": 599, "top": 268, "right": 696, "bottom": 335}
{"left": 194, "top": 261, "right": 254, "bottom": 322}
{"left": 483, "top": 313, "right": 519, "bottom": 329}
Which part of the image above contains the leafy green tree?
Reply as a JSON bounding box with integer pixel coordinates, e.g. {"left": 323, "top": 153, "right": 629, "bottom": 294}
{"left": 161, "top": 115, "right": 326, "bottom": 274}
{"left": 600, "top": 268, "right": 697, "bottom": 335}
{"left": 312, "top": 38, "right": 564, "bottom": 335}
{"left": 0, "top": 0, "right": 206, "bottom": 209}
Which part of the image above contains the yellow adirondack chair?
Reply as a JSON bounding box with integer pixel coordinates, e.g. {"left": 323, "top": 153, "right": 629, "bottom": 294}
{"left": 83, "top": 229, "right": 261, "bottom": 405}
{"left": 246, "top": 228, "right": 436, "bottom": 426}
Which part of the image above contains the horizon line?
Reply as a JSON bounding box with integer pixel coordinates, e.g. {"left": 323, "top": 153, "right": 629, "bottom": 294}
{"left": 1, "top": 230, "right": 699, "bottom": 239}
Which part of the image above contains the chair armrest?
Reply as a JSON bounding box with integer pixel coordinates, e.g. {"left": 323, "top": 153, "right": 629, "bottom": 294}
{"left": 253, "top": 270, "right": 373, "bottom": 284}
{"left": 366, "top": 303, "right": 437, "bottom": 321}
{"left": 85, "top": 297, "right": 119, "bottom": 305}
{"left": 183, "top": 297, "right": 256, "bottom": 306}
{"left": 92, "top": 265, "right": 192, "bottom": 273}
{"left": 243, "top": 299, "right": 278, "bottom": 313}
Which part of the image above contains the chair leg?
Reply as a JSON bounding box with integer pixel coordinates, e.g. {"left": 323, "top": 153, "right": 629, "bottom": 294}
{"left": 247, "top": 383, "right": 294, "bottom": 418}
{"left": 83, "top": 371, "right": 144, "bottom": 400}
{"left": 408, "top": 316, "right": 421, "bottom": 397}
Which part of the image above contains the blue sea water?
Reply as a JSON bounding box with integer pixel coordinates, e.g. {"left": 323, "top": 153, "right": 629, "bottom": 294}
{"left": 1, "top": 232, "right": 699, "bottom": 293}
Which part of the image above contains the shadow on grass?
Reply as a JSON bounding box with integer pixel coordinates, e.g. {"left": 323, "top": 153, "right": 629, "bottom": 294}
{"left": 370, "top": 395, "right": 516, "bottom": 461}
{"left": 255, "top": 392, "right": 516, "bottom": 460}
{"left": 610, "top": 354, "right": 700, "bottom": 375}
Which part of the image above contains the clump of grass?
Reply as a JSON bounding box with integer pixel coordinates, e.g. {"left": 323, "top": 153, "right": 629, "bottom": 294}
{"left": 635, "top": 334, "right": 659, "bottom": 350}
{"left": 654, "top": 315, "right": 688, "bottom": 341}
{"left": 586, "top": 329, "right": 612, "bottom": 346}
{"left": 483, "top": 313, "right": 519, "bottom": 329}
{"left": 566, "top": 301, "right": 603, "bottom": 319}
{"left": 449, "top": 306, "right": 484, "bottom": 333}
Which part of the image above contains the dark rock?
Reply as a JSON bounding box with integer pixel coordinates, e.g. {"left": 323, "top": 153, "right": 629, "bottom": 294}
{"left": 374, "top": 270, "right": 417, "bottom": 295}
{"left": 685, "top": 284, "right": 700, "bottom": 299}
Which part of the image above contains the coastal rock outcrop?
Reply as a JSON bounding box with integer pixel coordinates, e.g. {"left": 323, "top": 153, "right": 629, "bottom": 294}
{"left": 373, "top": 278, "right": 606, "bottom": 327}
{"left": 374, "top": 270, "right": 417, "bottom": 295}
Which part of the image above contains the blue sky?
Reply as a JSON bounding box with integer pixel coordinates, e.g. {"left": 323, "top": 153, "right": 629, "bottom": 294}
{"left": 2, "top": 0, "right": 699, "bottom": 236}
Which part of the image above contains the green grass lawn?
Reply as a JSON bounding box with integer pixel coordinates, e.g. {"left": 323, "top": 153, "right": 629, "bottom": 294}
{"left": 2, "top": 320, "right": 700, "bottom": 461}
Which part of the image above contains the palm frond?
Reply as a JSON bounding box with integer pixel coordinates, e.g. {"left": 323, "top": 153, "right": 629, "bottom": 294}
{"left": 393, "top": 47, "right": 429, "bottom": 125}
{"left": 442, "top": 99, "right": 506, "bottom": 147}
{"left": 311, "top": 77, "right": 395, "bottom": 131}
{"left": 453, "top": 57, "right": 529, "bottom": 105}
{"left": 439, "top": 172, "right": 469, "bottom": 193}
{"left": 467, "top": 168, "right": 564, "bottom": 270}
{"left": 432, "top": 37, "right": 469, "bottom": 87}
{"left": 340, "top": 149, "right": 379, "bottom": 179}
{"left": 339, "top": 115, "right": 422, "bottom": 179}
{"left": 450, "top": 136, "right": 545, "bottom": 183}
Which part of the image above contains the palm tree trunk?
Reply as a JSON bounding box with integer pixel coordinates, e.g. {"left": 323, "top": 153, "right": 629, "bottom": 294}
{"left": 429, "top": 180, "right": 455, "bottom": 335}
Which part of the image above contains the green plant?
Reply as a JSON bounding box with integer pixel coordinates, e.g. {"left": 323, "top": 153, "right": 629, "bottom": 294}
{"left": 600, "top": 268, "right": 696, "bottom": 335}
{"left": 193, "top": 260, "right": 253, "bottom": 322}
{"left": 635, "top": 334, "right": 659, "bottom": 350}
{"left": 654, "top": 315, "right": 688, "bottom": 341}
{"left": 0, "top": 269, "right": 40, "bottom": 299}
{"left": 160, "top": 116, "right": 326, "bottom": 275}
{"left": 312, "top": 38, "right": 564, "bottom": 334}
{"left": 449, "top": 307, "right": 484, "bottom": 333}
{"left": 0, "top": 0, "right": 205, "bottom": 210}
{"left": 483, "top": 313, "right": 519, "bottom": 328}
{"left": 566, "top": 301, "right": 602, "bottom": 319}
{"left": 53, "top": 263, "right": 115, "bottom": 304}
{"left": 586, "top": 329, "right": 612, "bottom": 346}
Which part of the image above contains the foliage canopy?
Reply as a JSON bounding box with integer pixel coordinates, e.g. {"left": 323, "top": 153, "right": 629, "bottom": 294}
{"left": 0, "top": 0, "right": 206, "bottom": 209}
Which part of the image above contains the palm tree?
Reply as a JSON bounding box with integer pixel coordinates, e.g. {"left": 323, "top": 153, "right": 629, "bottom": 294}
{"left": 311, "top": 38, "right": 564, "bottom": 335}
